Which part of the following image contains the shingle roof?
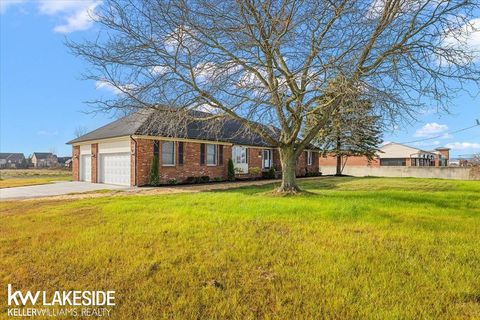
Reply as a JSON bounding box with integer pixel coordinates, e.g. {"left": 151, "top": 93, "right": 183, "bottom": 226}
{"left": 0, "top": 153, "right": 25, "bottom": 162}
{"left": 67, "top": 110, "right": 281, "bottom": 147}
{"left": 57, "top": 156, "right": 72, "bottom": 163}
{"left": 33, "top": 152, "right": 55, "bottom": 159}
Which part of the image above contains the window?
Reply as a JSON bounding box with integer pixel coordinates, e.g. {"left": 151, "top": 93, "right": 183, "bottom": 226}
{"left": 380, "top": 158, "right": 406, "bottom": 166}
{"left": 153, "top": 141, "right": 160, "bottom": 157}
{"left": 262, "top": 149, "right": 272, "bottom": 169}
{"left": 206, "top": 144, "right": 217, "bottom": 165}
{"left": 233, "top": 146, "right": 247, "bottom": 164}
{"left": 219, "top": 145, "right": 224, "bottom": 165}
{"left": 162, "top": 141, "right": 175, "bottom": 166}
{"left": 178, "top": 142, "right": 184, "bottom": 166}
{"left": 307, "top": 150, "right": 313, "bottom": 165}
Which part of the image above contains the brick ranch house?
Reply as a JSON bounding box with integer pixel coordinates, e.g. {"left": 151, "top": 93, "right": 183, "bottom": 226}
{"left": 67, "top": 111, "right": 319, "bottom": 186}
{"left": 319, "top": 142, "right": 450, "bottom": 169}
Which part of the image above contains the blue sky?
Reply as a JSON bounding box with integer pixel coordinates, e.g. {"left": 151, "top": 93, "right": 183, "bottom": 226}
{"left": 0, "top": 0, "right": 479, "bottom": 158}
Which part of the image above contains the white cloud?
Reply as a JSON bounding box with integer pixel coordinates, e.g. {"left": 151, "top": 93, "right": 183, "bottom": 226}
{"left": 149, "top": 66, "right": 168, "bottom": 75}
{"left": 95, "top": 80, "right": 135, "bottom": 95}
{"left": 52, "top": 1, "right": 100, "bottom": 33}
{"left": 413, "top": 140, "right": 441, "bottom": 147}
{"left": 0, "top": 0, "right": 26, "bottom": 14}
{"left": 414, "top": 122, "right": 449, "bottom": 137}
{"left": 192, "top": 103, "right": 219, "bottom": 114}
{"left": 95, "top": 80, "right": 122, "bottom": 94}
{"left": 445, "top": 142, "right": 480, "bottom": 150}
{"left": 441, "top": 18, "right": 480, "bottom": 63}
{"left": 0, "top": 0, "right": 101, "bottom": 33}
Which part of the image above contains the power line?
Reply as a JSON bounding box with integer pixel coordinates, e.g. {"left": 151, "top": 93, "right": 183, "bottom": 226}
{"left": 399, "top": 120, "right": 480, "bottom": 144}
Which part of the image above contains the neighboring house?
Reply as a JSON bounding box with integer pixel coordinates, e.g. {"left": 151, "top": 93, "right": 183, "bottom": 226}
{"left": 0, "top": 153, "right": 25, "bottom": 168}
{"left": 67, "top": 110, "right": 319, "bottom": 186}
{"left": 379, "top": 142, "right": 449, "bottom": 167}
{"left": 65, "top": 158, "right": 73, "bottom": 168}
{"left": 319, "top": 142, "right": 450, "bottom": 169}
{"left": 57, "top": 156, "right": 72, "bottom": 168}
{"left": 31, "top": 152, "right": 58, "bottom": 168}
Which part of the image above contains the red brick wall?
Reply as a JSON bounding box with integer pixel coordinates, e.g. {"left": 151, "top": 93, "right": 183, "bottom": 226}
{"left": 91, "top": 143, "right": 98, "bottom": 183}
{"left": 86, "top": 138, "right": 322, "bottom": 186}
{"left": 272, "top": 150, "right": 281, "bottom": 171}
{"left": 296, "top": 151, "right": 320, "bottom": 176}
{"left": 72, "top": 146, "right": 80, "bottom": 181}
{"left": 436, "top": 149, "right": 450, "bottom": 160}
{"left": 135, "top": 138, "right": 154, "bottom": 187}
{"left": 133, "top": 139, "right": 233, "bottom": 186}
{"left": 235, "top": 148, "right": 264, "bottom": 179}
{"left": 319, "top": 154, "right": 380, "bottom": 168}
{"left": 158, "top": 141, "right": 231, "bottom": 183}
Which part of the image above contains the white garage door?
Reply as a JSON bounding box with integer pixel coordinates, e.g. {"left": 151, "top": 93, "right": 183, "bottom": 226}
{"left": 99, "top": 153, "right": 131, "bottom": 186}
{"left": 80, "top": 155, "right": 91, "bottom": 182}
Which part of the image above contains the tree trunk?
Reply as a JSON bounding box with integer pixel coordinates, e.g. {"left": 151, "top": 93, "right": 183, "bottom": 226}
{"left": 277, "top": 146, "right": 300, "bottom": 194}
{"left": 336, "top": 154, "right": 342, "bottom": 176}
{"left": 335, "top": 135, "right": 342, "bottom": 176}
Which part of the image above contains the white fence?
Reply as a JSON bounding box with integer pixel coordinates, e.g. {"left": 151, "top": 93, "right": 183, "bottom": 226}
{"left": 320, "top": 166, "right": 480, "bottom": 180}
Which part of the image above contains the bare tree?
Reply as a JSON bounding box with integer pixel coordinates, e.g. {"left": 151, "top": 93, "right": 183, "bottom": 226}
{"left": 69, "top": 0, "right": 480, "bottom": 193}
{"left": 74, "top": 126, "right": 89, "bottom": 139}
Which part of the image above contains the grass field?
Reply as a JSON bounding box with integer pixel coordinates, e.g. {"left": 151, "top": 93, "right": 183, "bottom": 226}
{"left": 1, "top": 177, "right": 479, "bottom": 319}
{"left": 0, "top": 169, "right": 71, "bottom": 188}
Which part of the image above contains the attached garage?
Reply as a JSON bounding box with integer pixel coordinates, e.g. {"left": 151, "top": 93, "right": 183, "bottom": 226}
{"left": 79, "top": 145, "right": 92, "bottom": 182}
{"left": 98, "top": 153, "right": 130, "bottom": 185}
{"left": 80, "top": 155, "right": 91, "bottom": 182}
{"left": 97, "top": 140, "right": 131, "bottom": 186}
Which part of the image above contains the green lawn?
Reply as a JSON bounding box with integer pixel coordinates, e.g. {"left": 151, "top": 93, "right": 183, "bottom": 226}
{"left": 1, "top": 177, "right": 479, "bottom": 319}
{"left": 0, "top": 169, "right": 71, "bottom": 188}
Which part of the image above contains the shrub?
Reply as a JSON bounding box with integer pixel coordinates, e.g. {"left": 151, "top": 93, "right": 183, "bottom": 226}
{"left": 167, "top": 178, "right": 177, "bottom": 185}
{"left": 149, "top": 155, "right": 160, "bottom": 186}
{"left": 227, "top": 159, "right": 235, "bottom": 181}
{"left": 185, "top": 176, "right": 197, "bottom": 184}
{"left": 213, "top": 177, "right": 223, "bottom": 182}
{"left": 249, "top": 167, "right": 261, "bottom": 176}
{"left": 200, "top": 176, "right": 210, "bottom": 183}
{"left": 262, "top": 167, "right": 276, "bottom": 179}
{"left": 305, "top": 171, "right": 322, "bottom": 177}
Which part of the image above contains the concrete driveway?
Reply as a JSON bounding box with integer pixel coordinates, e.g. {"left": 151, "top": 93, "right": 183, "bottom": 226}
{"left": 0, "top": 181, "right": 129, "bottom": 200}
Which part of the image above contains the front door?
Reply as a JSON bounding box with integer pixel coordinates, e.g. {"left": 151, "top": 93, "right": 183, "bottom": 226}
{"left": 232, "top": 146, "right": 248, "bottom": 174}
{"left": 262, "top": 149, "right": 272, "bottom": 169}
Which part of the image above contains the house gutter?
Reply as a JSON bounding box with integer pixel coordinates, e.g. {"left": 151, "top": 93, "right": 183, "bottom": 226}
{"left": 130, "top": 135, "right": 137, "bottom": 187}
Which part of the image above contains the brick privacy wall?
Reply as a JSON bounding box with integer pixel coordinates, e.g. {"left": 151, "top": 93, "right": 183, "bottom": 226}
{"left": 72, "top": 146, "right": 80, "bottom": 181}
{"left": 91, "top": 143, "right": 98, "bottom": 183}
{"left": 319, "top": 154, "right": 380, "bottom": 168}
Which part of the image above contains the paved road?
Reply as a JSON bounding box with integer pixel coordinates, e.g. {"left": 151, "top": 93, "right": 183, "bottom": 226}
{"left": 0, "top": 181, "right": 129, "bottom": 200}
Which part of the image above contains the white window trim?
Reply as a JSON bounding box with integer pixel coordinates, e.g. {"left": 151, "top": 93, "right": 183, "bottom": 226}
{"left": 307, "top": 150, "right": 313, "bottom": 165}
{"left": 233, "top": 146, "right": 247, "bottom": 164}
{"left": 206, "top": 144, "right": 217, "bottom": 166}
{"left": 162, "top": 141, "right": 175, "bottom": 166}
{"left": 262, "top": 149, "right": 272, "bottom": 169}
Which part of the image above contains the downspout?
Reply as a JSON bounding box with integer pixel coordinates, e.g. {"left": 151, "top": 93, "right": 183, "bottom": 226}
{"left": 130, "top": 135, "right": 137, "bottom": 187}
